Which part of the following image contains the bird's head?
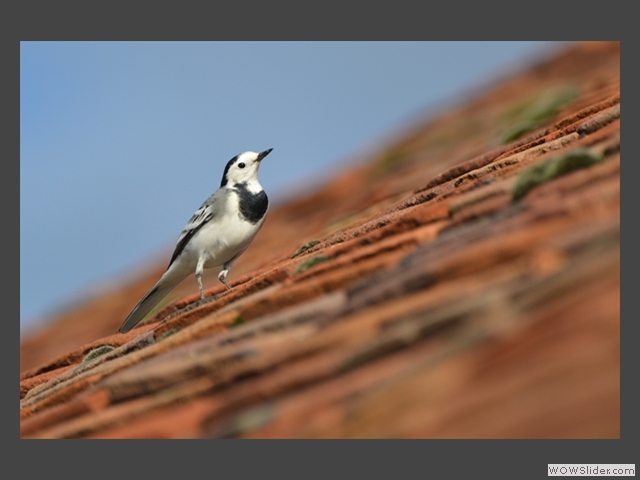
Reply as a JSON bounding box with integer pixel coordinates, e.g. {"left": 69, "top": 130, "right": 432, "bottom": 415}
{"left": 220, "top": 148, "right": 272, "bottom": 188}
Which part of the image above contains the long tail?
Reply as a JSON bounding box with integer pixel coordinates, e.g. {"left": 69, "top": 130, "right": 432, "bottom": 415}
{"left": 119, "top": 272, "right": 185, "bottom": 333}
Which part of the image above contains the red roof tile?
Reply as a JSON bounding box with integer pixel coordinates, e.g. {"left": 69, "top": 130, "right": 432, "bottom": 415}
{"left": 21, "top": 41, "right": 620, "bottom": 438}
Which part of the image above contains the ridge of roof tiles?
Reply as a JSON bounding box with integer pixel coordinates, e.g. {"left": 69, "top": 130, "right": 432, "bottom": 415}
{"left": 20, "top": 42, "right": 620, "bottom": 438}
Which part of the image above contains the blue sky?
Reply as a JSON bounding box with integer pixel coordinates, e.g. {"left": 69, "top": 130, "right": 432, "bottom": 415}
{"left": 20, "top": 41, "right": 563, "bottom": 332}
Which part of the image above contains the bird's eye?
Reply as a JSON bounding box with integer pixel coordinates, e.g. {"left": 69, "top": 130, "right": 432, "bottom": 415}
{"left": 238, "top": 162, "right": 246, "bottom": 169}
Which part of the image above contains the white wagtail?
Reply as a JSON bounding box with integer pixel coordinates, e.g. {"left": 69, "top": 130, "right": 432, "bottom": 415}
{"left": 119, "top": 148, "right": 273, "bottom": 333}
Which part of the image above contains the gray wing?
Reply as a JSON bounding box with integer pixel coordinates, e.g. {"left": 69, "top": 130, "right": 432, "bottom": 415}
{"left": 167, "top": 189, "right": 225, "bottom": 268}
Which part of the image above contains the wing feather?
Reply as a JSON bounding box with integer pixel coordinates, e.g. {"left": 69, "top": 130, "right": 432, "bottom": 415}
{"left": 166, "top": 191, "right": 223, "bottom": 268}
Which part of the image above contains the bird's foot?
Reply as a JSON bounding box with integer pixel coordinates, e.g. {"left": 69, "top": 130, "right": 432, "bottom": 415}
{"left": 218, "top": 271, "right": 232, "bottom": 290}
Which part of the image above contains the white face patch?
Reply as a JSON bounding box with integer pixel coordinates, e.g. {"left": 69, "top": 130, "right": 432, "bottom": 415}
{"left": 225, "top": 151, "right": 262, "bottom": 186}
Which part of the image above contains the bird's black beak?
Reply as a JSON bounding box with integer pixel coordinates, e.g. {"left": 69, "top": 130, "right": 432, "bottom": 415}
{"left": 257, "top": 148, "right": 273, "bottom": 162}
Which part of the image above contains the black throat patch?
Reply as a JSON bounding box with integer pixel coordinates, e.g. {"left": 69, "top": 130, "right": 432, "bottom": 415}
{"left": 234, "top": 182, "right": 268, "bottom": 224}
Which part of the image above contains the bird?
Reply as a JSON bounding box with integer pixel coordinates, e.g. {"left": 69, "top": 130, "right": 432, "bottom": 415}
{"left": 118, "top": 148, "right": 273, "bottom": 333}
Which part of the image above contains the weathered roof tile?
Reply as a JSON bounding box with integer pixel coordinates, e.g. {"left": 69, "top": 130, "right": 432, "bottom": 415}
{"left": 21, "top": 42, "right": 620, "bottom": 438}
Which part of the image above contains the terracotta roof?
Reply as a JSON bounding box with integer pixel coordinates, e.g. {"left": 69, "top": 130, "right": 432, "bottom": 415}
{"left": 20, "top": 42, "right": 620, "bottom": 438}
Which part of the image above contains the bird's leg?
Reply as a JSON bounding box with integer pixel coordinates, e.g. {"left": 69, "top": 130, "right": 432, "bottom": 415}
{"left": 218, "top": 260, "right": 234, "bottom": 290}
{"left": 196, "top": 256, "right": 207, "bottom": 300}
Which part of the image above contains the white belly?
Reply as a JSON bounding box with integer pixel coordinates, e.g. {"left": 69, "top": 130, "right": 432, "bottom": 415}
{"left": 180, "top": 210, "right": 265, "bottom": 270}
